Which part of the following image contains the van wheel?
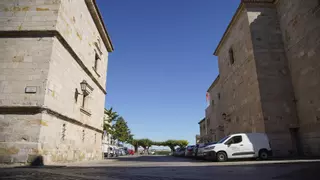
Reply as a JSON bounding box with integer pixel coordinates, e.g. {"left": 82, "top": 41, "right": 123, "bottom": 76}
{"left": 216, "top": 152, "right": 227, "bottom": 162}
{"left": 259, "top": 150, "right": 269, "bottom": 160}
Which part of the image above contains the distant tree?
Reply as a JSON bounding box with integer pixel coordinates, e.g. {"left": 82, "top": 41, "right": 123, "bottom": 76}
{"left": 138, "top": 139, "right": 153, "bottom": 154}
{"left": 163, "top": 140, "right": 177, "bottom": 152}
{"left": 112, "top": 117, "right": 132, "bottom": 143}
{"left": 162, "top": 140, "right": 189, "bottom": 152}
{"left": 176, "top": 140, "right": 189, "bottom": 148}
{"left": 128, "top": 139, "right": 189, "bottom": 154}
{"left": 129, "top": 139, "right": 140, "bottom": 153}
{"left": 152, "top": 141, "right": 165, "bottom": 146}
{"left": 103, "top": 107, "right": 119, "bottom": 132}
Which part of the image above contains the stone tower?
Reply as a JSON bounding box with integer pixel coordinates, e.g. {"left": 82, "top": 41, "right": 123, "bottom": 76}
{"left": 210, "top": 0, "right": 320, "bottom": 156}
{"left": 0, "top": 0, "right": 113, "bottom": 164}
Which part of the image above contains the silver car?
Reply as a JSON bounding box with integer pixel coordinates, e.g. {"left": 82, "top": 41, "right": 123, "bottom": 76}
{"left": 195, "top": 142, "right": 216, "bottom": 158}
{"left": 185, "top": 145, "right": 195, "bottom": 157}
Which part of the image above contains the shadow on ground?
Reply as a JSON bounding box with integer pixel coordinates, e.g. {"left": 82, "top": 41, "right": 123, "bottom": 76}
{"left": 109, "top": 155, "right": 205, "bottom": 162}
{"left": 0, "top": 161, "right": 320, "bottom": 180}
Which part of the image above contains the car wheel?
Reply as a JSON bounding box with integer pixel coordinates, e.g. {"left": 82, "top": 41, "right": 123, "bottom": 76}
{"left": 259, "top": 150, "right": 269, "bottom": 160}
{"left": 216, "top": 152, "right": 227, "bottom": 162}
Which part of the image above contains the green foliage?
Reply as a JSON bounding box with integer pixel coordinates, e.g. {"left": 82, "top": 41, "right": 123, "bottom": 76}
{"left": 161, "top": 139, "right": 189, "bottom": 151}
{"left": 129, "top": 138, "right": 139, "bottom": 152}
{"left": 104, "top": 108, "right": 189, "bottom": 153}
{"left": 176, "top": 140, "right": 189, "bottom": 148}
{"left": 103, "top": 107, "right": 119, "bottom": 132}
{"left": 112, "top": 117, "right": 132, "bottom": 143}
{"left": 152, "top": 141, "right": 165, "bottom": 146}
{"left": 138, "top": 138, "right": 153, "bottom": 149}
{"left": 130, "top": 139, "right": 189, "bottom": 152}
{"left": 103, "top": 107, "right": 133, "bottom": 143}
{"left": 163, "top": 140, "right": 176, "bottom": 152}
{"left": 129, "top": 138, "right": 153, "bottom": 153}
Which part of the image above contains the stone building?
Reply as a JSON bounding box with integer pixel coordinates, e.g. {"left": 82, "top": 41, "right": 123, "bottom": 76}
{"left": 195, "top": 134, "right": 200, "bottom": 144}
{"left": 198, "top": 118, "right": 211, "bottom": 143}
{"left": 0, "top": 0, "right": 113, "bottom": 164}
{"left": 205, "top": 0, "right": 320, "bottom": 157}
{"left": 205, "top": 75, "right": 225, "bottom": 143}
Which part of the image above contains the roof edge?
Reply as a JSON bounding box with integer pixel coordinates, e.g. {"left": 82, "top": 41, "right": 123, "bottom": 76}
{"left": 213, "top": 3, "right": 244, "bottom": 56}
{"left": 207, "top": 75, "right": 220, "bottom": 92}
{"left": 198, "top": 118, "right": 205, "bottom": 124}
{"left": 85, "top": 0, "right": 114, "bottom": 52}
{"left": 213, "top": 0, "right": 277, "bottom": 56}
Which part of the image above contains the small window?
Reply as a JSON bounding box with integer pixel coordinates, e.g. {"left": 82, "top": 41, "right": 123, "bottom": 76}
{"left": 82, "top": 94, "right": 88, "bottom": 108}
{"left": 218, "top": 93, "right": 221, "bottom": 100}
{"left": 61, "top": 124, "right": 66, "bottom": 141}
{"left": 95, "top": 133, "right": 97, "bottom": 143}
{"left": 95, "top": 39, "right": 102, "bottom": 55}
{"left": 229, "top": 47, "right": 235, "bottom": 65}
{"left": 93, "top": 53, "right": 100, "bottom": 71}
{"left": 82, "top": 129, "right": 85, "bottom": 142}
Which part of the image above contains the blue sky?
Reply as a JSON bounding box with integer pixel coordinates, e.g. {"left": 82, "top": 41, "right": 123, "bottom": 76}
{"left": 97, "top": 0, "right": 240, "bottom": 144}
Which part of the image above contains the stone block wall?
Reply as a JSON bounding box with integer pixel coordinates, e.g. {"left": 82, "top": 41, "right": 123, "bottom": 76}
{"left": 0, "top": 0, "right": 60, "bottom": 31}
{"left": 56, "top": 0, "right": 109, "bottom": 89}
{"left": 0, "top": 114, "right": 42, "bottom": 163}
{"left": 216, "top": 8, "right": 265, "bottom": 136}
{"left": 0, "top": 38, "right": 52, "bottom": 106}
{"left": 246, "top": 3, "right": 298, "bottom": 156}
{"left": 206, "top": 78, "right": 224, "bottom": 142}
{"left": 44, "top": 37, "right": 105, "bottom": 131}
{"left": 39, "top": 113, "right": 102, "bottom": 164}
{"left": 276, "top": 0, "right": 320, "bottom": 156}
{"left": 39, "top": 36, "right": 104, "bottom": 164}
{"left": 212, "top": 0, "right": 320, "bottom": 157}
{"left": 0, "top": 0, "right": 110, "bottom": 164}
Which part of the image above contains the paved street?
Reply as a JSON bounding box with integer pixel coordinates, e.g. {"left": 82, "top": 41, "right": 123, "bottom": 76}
{"left": 1, "top": 156, "right": 320, "bottom": 180}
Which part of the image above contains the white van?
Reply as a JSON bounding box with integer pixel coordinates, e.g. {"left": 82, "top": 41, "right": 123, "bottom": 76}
{"left": 203, "top": 133, "right": 272, "bottom": 162}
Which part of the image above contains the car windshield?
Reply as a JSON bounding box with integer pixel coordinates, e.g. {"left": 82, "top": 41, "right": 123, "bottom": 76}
{"left": 216, "top": 136, "right": 230, "bottom": 144}
{"left": 198, "top": 144, "right": 206, "bottom": 148}
{"left": 187, "top": 146, "right": 194, "bottom": 149}
{"left": 204, "top": 142, "right": 216, "bottom": 146}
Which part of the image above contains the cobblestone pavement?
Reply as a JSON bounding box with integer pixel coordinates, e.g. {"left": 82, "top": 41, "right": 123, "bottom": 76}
{"left": 1, "top": 156, "right": 320, "bottom": 180}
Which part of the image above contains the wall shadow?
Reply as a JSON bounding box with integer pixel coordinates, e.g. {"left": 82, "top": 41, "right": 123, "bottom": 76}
{"left": 0, "top": 161, "right": 319, "bottom": 180}
{"left": 109, "top": 155, "right": 206, "bottom": 163}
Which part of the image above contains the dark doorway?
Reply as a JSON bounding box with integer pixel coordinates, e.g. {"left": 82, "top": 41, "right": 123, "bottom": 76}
{"left": 290, "top": 128, "right": 303, "bottom": 156}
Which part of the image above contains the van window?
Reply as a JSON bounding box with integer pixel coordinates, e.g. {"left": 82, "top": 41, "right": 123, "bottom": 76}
{"left": 226, "top": 135, "right": 242, "bottom": 144}
{"left": 233, "top": 136, "right": 242, "bottom": 144}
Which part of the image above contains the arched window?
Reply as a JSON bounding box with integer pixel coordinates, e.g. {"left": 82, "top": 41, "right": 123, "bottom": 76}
{"left": 229, "top": 47, "right": 235, "bottom": 65}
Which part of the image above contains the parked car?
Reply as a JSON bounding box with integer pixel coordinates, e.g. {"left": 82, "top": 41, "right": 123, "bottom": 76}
{"left": 114, "top": 148, "right": 120, "bottom": 157}
{"left": 193, "top": 142, "right": 215, "bottom": 158}
{"left": 149, "top": 150, "right": 155, "bottom": 155}
{"left": 118, "top": 148, "right": 125, "bottom": 156}
{"left": 123, "top": 147, "right": 129, "bottom": 155}
{"left": 203, "top": 133, "right": 272, "bottom": 162}
{"left": 185, "top": 145, "right": 195, "bottom": 157}
{"left": 128, "top": 149, "right": 135, "bottom": 155}
{"left": 173, "top": 147, "right": 186, "bottom": 157}
{"left": 109, "top": 146, "right": 115, "bottom": 157}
